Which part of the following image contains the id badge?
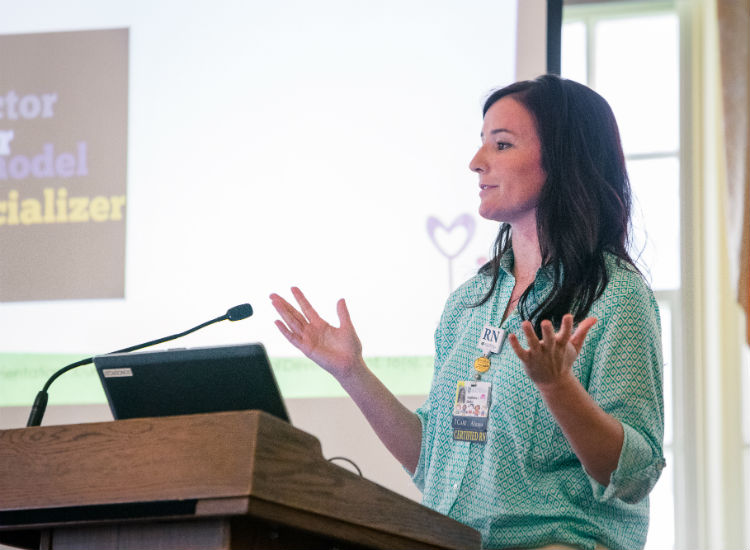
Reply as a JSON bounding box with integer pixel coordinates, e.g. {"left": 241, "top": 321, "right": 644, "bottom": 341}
{"left": 478, "top": 324, "right": 504, "bottom": 355}
{"left": 452, "top": 380, "right": 492, "bottom": 444}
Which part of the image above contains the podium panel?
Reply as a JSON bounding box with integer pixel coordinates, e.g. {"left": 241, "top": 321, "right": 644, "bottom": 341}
{"left": 0, "top": 411, "right": 481, "bottom": 550}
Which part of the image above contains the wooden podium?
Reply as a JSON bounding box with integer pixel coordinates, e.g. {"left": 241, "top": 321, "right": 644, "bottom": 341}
{"left": 0, "top": 411, "right": 481, "bottom": 550}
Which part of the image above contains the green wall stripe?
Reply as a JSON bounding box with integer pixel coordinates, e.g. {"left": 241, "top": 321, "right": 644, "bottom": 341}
{"left": 0, "top": 353, "right": 433, "bottom": 407}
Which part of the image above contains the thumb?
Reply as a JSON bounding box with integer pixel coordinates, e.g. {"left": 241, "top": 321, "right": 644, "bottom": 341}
{"left": 570, "top": 317, "right": 597, "bottom": 352}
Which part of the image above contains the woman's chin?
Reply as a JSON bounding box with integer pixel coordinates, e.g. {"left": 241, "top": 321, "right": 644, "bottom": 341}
{"left": 477, "top": 205, "right": 503, "bottom": 222}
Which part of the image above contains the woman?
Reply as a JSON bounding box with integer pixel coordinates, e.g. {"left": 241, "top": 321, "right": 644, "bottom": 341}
{"left": 270, "top": 75, "right": 665, "bottom": 550}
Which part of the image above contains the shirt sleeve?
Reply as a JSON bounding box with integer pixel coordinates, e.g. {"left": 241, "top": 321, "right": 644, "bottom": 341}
{"left": 410, "top": 286, "right": 464, "bottom": 491}
{"left": 585, "top": 275, "right": 666, "bottom": 504}
{"left": 588, "top": 421, "right": 667, "bottom": 503}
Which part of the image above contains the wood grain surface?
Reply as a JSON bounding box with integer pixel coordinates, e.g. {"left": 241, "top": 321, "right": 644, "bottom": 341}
{"left": 0, "top": 411, "right": 481, "bottom": 550}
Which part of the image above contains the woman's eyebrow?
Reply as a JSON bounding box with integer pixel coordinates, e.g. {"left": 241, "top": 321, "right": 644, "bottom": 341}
{"left": 480, "top": 128, "right": 516, "bottom": 139}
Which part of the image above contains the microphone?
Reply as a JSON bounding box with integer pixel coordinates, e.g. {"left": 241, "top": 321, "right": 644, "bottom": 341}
{"left": 226, "top": 303, "right": 253, "bottom": 321}
{"left": 26, "top": 303, "right": 253, "bottom": 427}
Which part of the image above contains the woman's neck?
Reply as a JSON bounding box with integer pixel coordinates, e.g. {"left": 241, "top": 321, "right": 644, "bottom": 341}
{"left": 500, "top": 223, "right": 543, "bottom": 324}
{"left": 510, "top": 222, "right": 542, "bottom": 283}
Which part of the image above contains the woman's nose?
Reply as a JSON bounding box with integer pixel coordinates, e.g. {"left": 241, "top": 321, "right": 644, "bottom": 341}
{"left": 469, "top": 147, "right": 485, "bottom": 173}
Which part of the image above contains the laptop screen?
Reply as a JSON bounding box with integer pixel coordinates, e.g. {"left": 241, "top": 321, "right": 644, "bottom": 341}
{"left": 93, "top": 343, "right": 289, "bottom": 422}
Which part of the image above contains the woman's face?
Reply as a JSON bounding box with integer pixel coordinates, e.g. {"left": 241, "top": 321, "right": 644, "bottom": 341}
{"left": 469, "top": 96, "right": 546, "bottom": 227}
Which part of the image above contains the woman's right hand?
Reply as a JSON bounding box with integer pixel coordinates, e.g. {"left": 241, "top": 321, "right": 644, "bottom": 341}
{"left": 270, "top": 287, "right": 364, "bottom": 382}
{"left": 271, "top": 287, "right": 423, "bottom": 473}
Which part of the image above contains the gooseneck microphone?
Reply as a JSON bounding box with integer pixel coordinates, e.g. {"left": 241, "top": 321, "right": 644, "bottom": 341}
{"left": 26, "top": 303, "right": 253, "bottom": 427}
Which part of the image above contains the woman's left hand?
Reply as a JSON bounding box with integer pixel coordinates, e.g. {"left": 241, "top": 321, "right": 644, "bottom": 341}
{"left": 508, "top": 314, "right": 597, "bottom": 389}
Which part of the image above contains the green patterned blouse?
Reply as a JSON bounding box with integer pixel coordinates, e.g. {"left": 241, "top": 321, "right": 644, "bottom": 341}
{"left": 412, "top": 250, "right": 666, "bottom": 550}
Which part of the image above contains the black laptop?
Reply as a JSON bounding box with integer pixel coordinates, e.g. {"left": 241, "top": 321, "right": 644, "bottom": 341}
{"left": 93, "top": 343, "right": 289, "bottom": 422}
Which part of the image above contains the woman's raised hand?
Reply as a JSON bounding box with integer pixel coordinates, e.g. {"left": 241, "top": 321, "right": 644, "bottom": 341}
{"left": 270, "top": 287, "right": 364, "bottom": 381}
{"left": 272, "top": 287, "right": 423, "bottom": 472}
{"left": 508, "top": 313, "right": 597, "bottom": 389}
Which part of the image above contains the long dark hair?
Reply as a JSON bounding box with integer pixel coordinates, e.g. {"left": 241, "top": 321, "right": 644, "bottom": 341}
{"left": 474, "top": 75, "right": 637, "bottom": 335}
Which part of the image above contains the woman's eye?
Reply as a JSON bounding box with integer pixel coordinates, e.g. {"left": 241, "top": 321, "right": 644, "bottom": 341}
{"left": 496, "top": 142, "right": 512, "bottom": 151}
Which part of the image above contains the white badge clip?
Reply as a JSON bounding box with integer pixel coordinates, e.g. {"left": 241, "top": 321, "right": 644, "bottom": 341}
{"left": 478, "top": 324, "right": 504, "bottom": 355}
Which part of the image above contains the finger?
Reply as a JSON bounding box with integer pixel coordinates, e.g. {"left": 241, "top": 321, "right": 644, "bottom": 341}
{"left": 291, "top": 287, "right": 322, "bottom": 323}
{"left": 336, "top": 298, "right": 354, "bottom": 330}
{"left": 508, "top": 333, "right": 530, "bottom": 362}
{"left": 570, "top": 317, "right": 597, "bottom": 352}
{"left": 269, "top": 293, "right": 294, "bottom": 320}
{"left": 270, "top": 293, "right": 299, "bottom": 319}
{"left": 556, "top": 314, "right": 573, "bottom": 344}
{"left": 521, "top": 321, "right": 541, "bottom": 351}
{"left": 274, "top": 319, "right": 303, "bottom": 347}
{"left": 540, "top": 320, "right": 555, "bottom": 347}
{"left": 270, "top": 293, "right": 307, "bottom": 333}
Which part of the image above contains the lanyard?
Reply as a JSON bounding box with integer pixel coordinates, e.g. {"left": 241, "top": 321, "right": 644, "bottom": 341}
{"left": 473, "top": 328, "right": 508, "bottom": 380}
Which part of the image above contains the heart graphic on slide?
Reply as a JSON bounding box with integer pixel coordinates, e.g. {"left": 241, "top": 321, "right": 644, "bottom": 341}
{"left": 426, "top": 214, "right": 476, "bottom": 260}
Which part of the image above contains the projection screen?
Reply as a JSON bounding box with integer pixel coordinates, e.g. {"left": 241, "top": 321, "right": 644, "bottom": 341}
{"left": 0, "top": 0, "right": 534, "bottom": 412}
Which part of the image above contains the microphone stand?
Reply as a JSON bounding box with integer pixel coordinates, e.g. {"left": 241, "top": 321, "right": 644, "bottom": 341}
{"left": 26, "top": 304, "right": 253, "bottom": 427}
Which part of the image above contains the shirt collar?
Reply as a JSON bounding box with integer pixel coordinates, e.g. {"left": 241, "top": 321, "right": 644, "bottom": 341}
{"left": 498, "top": 246, "right": 556, "bottom": 288}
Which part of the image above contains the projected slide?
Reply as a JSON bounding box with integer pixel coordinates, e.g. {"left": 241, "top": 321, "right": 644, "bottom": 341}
{"left": 0, "top": 29, "right": 128, "bottom": 302}
{"left": 0, "top": 1, "right": 518, "bottom": 408}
